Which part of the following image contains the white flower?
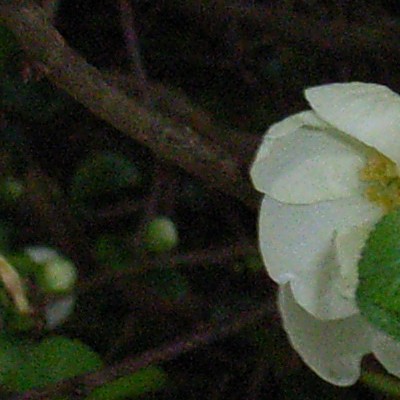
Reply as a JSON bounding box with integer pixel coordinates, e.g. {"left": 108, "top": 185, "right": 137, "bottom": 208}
{"left": 250, "top": 82, "right": 400, "bottom": 386}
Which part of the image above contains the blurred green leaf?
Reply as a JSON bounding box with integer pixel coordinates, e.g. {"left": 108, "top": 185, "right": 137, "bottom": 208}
{"left": 361, "top": 371, "right": 400, "bottom": 397}
{"left": 70, "top": 151, "right": 140, "bottom": 203}
{"left": 7, "top": 336, "right": 103, "bottom": 391}
{"left": 0, "top": 334, "right": 23, "bottom": 384}
{"left": 7, "top": 252, "right": 40, "bottom": 277}
{"left": 87, "top": 366, "right": 167, "bottom": 400}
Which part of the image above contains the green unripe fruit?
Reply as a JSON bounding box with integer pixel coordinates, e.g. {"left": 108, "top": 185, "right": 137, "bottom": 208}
{"left": 143, "top": 217, "right": 179, "bottom": 253}
{"left": 37, "top": 258, "right": 77, "bottom": 294}
{"left": 25, "top": 247, "right": 77, "bottom": 294}
{"left": 0, "top": 176, "right": 24, "bottom": 206}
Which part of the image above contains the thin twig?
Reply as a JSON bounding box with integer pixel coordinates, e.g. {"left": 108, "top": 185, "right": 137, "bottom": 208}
{"left": 76, "top": 241, "right": 258, "bottom": 294}
{"left": 24, "top": 169, "right": 98, "bottom": 276}
{"left": 8, "top": 302, "right": 269, "bottom": 400}
{"left": 117, "top": 0, "right": 150, "bottom": 103}
{"left": 103, "top": 71, "right": 260, "bottom": 167}
{"left": 176, "top": 0, "right": 400, "bottom": 61}
{"left": 1, "top": 2, "right": 259, "bottom": 210}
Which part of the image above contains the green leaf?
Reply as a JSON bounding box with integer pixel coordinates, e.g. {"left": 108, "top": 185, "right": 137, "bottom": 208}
{"left": 0, "top": 334, "right": 23, "bottom": 384}
{"left": 7, "top": 336, "right": 103, "bottom": 391}
{"left": 87, "top": 366, "right": 167, "bottom": 400}
{"left": 357, "top": 208, "right": 400, "bottom": 340}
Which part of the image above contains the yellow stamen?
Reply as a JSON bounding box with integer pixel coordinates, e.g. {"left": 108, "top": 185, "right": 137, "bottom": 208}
{"left": 360, "top": 153, "right": 400, "bottom": 213}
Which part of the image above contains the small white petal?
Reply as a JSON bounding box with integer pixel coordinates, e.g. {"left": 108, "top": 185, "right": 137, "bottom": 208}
{"left": 45, "top": 294, "right": 76, "bottom": 330}
{"left": 305, "top": 82, "right": 400, "bottom": 167}
{"left": 259, "top": 194, "right": 381, "bottom": 285}
{"left": 251, "top": 126, "right": 367, "bottom": 203}
{"left": 372, "top": 331, "right": 400, "bottom": 378}
{"left": 25, "top": 246, "right": 59, "bottom": 264}
{"left": 279, "top": 284, "right": 372, "bottom": 386}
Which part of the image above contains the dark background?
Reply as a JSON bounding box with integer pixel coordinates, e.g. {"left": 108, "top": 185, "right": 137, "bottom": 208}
{"left": 2, "top": 0, "right": 400, "bottom": 398}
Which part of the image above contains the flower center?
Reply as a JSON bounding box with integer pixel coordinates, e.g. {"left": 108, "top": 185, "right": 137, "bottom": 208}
{"left": 360, "top": 153, "right": 400, "bottom": 212}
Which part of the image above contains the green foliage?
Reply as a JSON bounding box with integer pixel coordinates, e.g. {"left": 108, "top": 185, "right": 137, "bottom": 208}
{"left": 6, "top": 336, "right": 103, "bottom": 391}
{"left": 361, "top": 372, "right": 400, "bottom": 397}
{"left": 6, "top": 312, "right": 35, "bottom": 333}
{"left": 143, "top": 217, "right": 179, "bottom": 253}
{"left": 0, "top": 334, "right": 23, "bottom": 384}
{"left": 357, "top": 208, "right": 400, "bottom": 340}
{"left": 70, "top": 151, "right": 140, "bottom": 203}
{"left": 7, "top": 252, "right": 40, "bottom": 277}
{"left": 87, "top": 366, "right": 167, "bottom": 400}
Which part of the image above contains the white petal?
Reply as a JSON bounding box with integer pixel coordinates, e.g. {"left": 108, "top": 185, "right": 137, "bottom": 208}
{"left": 290, "top": 252, "right": 359, "bottom": 320}
{"left": 372, "top": 331, "right": 400, "bottom": 378}
{"left": 291, "top": 224, "right": 377, "bottom": 321}
{"left": 251, "top": 111, "right": 330, "bottom": 196}
{"left": 305, "top": 82, "right": 400, "bottom": 168}
{"left": 279, "top": 284, "right": 372, "bottom": 386}
{"left": 251, "top": 126, "right": 367, "bottom": 203}
{"left": 259, "top": 194, "right": 381, "bottom": 285}
{"left": 25, "top": 246, "right": 59, "bottom": 264}
{"left": 334, "top": 224, "right": 373, "bottom": 301}
{"left": 45, "top": 294, "right": 76, "bottom": 330}
{"left": 267, "top": 110, "right": 330, "bottom": 140}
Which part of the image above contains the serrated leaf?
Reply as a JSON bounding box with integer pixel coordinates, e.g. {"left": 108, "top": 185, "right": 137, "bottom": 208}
{"left": 357, "top": 208, "right": 400, "bottom": 340}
